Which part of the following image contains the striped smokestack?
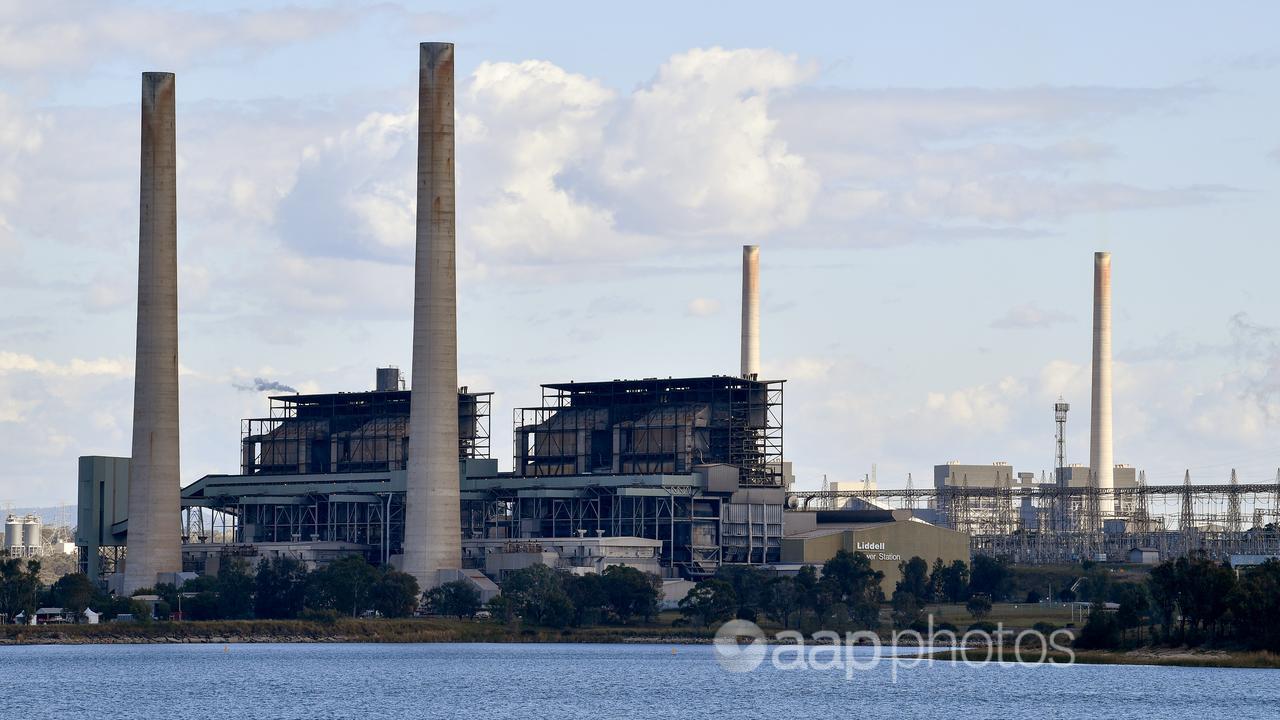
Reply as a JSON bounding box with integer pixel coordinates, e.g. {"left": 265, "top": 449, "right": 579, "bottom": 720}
{"left": 741, "top": 245, "right": 760, "bottom": 378}
{"left": 123, "top": 72, "right": 182, "bottom": 593}
{"left": 403, "top": 42, "right": 461, "bottom": 588}
{"left": 1089, "top": 251, "right": 1115, "bottom": 516}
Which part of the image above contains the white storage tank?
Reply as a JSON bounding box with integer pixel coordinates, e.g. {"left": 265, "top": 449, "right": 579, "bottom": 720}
{"left": 4, "top": 514, "right": 22, "bottom": 554}
{"left": 23, "top": 515, "right": 42, "bottom": 555}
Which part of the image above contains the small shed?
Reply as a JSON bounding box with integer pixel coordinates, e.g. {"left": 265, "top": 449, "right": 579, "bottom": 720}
{"left": 1127, "top": 547, "right": 1160, "bottom": 565}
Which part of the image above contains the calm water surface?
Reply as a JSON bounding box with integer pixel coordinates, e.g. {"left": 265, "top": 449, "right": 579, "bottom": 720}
{"left": 0, "top": 642, "right": 1274, "bottom": 719}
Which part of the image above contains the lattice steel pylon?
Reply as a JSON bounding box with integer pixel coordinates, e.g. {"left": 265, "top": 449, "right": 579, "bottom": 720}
{"left": 1227, "top": 468, "right": 1242, "bottom": 533}
{"left": 1180, "top": 470, "right": 1194, "bottom": 529}
{"left": 1086, "top": 469, "right": 1101, "bottom": 534}
{"left": 1274, "top": 468, "right": 1280, "bottom": 525}
{"left": 1135, "top": 469, "right": 1150, "bottom": 532}
{"left": 1180, "top": 470, "right": 1195, "bottom": 556}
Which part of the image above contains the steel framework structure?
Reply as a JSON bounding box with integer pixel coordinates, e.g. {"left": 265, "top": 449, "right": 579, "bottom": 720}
{"left": 241, "top": 389, "right": 491, "bottom": 475}
{"left": 513, "top": 376, "right": 784, "bottom": 486}
{"left": 789, "top": 476, "right": 1280, "bottom": 563}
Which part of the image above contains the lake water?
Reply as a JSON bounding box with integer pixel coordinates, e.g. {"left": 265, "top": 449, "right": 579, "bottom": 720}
{"left": 0, "top": 643, "right": 1274, "bottom": 719}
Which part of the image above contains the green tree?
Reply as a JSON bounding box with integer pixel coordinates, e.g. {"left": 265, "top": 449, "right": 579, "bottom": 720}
{"left": 794, "top": 564, "right": 822, "bottom": 614}
{"left": 969, "top": 555, "right": 1012, "bottom": 601}
{"left": 564, "top": 573, "right": 608, "bottom": 626}
{"left": 1182, "top": 558, "right": 1235, "bottom": 641}
{"left": 1076, "top": 603, "right": 1121, "bottom": 649}
{"left": 601, "top": 566, "right": 660, "bottom": 624}
{"left": 255, "top": 557, "right": 309, "bottom": 619}
{"left": 714, "top": 565, "right": 769, "bottom": 621}
{"left": 1148, "top": 558, "right": 1185, "bottom": 637}
{"left": 1113, "top": 583, "right": 1148, "bottom": 644}
{"left": 896, "top": 556, "right": 930, "bottom": 605}
{"left": 216, "top": 559, "right": 256, "bottom": 619}
{"left": 941, "top": 560, "right": 970, "bottom": 603}
{"left": 498, "top": 564, "right": 574, "bottom": 628}
{"left": 965, "top": 593, "right": 992, "bottom": 621}
{"left": 678, "top": 579, "right": 737, "bottom": 627}
{"left": 308, "top": 555, "right": 379, "bottom": 617}
{"left": 891, "top": 588, "right": 923, "bottom": 629}
{"left": 761, "top": 576, "right": 801, "bottom": 629}
{"left": 927, "top": 558, "right": 946, "bottom": 603}
{"left": 0, "top": 558, "right": 42, "bottom": 622}
{"left": 370, "top": 569, "right": 420, "bottom": 618}
{"left": 105, "top": 594, "right": 152, "bottom": 622}
{"left": 424, "top": 579, "right": 482, "bottom": 620}
{"left": 50, "top": 573, "right": 96, "bottom": 622}
{"left": 1227, "top": 559, "right": 1280, "bottom": 652}
{"left": 820, "top": 550, "right": 884, "bottom": 629}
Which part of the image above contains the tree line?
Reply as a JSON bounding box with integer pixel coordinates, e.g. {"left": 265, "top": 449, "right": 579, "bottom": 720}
{"left": 1077, "top": 557, "right": 1280, "bottom": 652}
{"left": 0, "top": 555, "right": 423, "bottom": 623}
{"left": 424, "top": 564, "right": 663, "bottom": 628}
{"left": 673, "top": 551, "right": 1010, "bottom": 632}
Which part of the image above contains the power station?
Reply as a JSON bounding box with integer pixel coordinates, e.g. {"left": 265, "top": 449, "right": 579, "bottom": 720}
{"left": 69, "top": 42, "right": 1280, "bottom": 596}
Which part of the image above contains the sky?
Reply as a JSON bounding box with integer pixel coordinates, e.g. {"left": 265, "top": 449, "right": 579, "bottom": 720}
{"left": 2, "top": 1, "right": 1280, "bottom": 507}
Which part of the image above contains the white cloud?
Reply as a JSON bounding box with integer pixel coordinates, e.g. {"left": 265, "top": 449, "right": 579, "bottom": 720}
{"left": 685, "top": 297, "right": 721, "bottom": 317}
{"left": 0, "top": 91, "right": 46, "bottom": 251}
{"left": 765, "top": 356, "right": 835, "bottom": 382}
{"left": 0, "top": 3, "right": 451, "bottom": 75}
{"left": 580, "top": 47, "right": 820, "bottom": 237}
{"left": 991, "top": 303, "right": 1074, "bottom": 329}
{"left": 0, "top": 351, "right": 131, "bottom": 377}
{"left": 278, "top": 47, "right": 821, "bottom": 271}
{"left": 922, "top": 376, "right": 1026, "bottom": 432}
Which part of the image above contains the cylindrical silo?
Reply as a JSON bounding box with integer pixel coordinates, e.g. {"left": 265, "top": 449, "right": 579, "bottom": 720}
{"left": 23, "top": 515, "right": 42, "bottom": 556}
{"left": 4, "top": 515, "right": 22, "bottom": 554}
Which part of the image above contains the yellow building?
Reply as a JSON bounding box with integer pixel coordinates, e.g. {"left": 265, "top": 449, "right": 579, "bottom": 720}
{"left": 782, "top": 509, "right": 970, "bottom": 595}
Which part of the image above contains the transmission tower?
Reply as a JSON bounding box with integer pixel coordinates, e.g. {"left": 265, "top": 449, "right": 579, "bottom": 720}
{"left": 1136, "top": 469, "right": 1150, "bottom": 532}
{"left": 1274, "top": 468, "right": 1280, "bottom": 525}
{"left": 1227, "top": 468, "right": 1242, "bottom": 533}
{"left": 1180, "top": 470, "right": 1195, "bottom": 556}
{"left": 905, "top": 473, "right": 915, "bottom": 510}
{"left": 1086, "top": 469, "right": 1100, "bottom": 534}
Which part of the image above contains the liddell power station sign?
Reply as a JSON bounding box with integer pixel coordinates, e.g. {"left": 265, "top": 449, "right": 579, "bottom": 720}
{"left": 856, "top": 541, "right": 902, "bottom": 562}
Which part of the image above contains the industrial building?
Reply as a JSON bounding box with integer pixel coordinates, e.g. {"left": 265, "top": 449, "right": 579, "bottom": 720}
{"left": 781, "top": 509, "right": 970, "bottom": 596}
{"left": 79, "top": 370, "right": 795, "bottom": 582}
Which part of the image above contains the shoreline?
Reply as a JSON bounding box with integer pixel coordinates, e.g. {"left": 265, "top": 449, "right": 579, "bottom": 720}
{"left": 4, "top": 621, "right": 1278, "bottom": 669}
{"left": 0, "top": 618, "right": 716, "bottom": 646}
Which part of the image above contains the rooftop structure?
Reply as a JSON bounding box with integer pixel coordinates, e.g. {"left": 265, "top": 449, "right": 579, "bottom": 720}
{"left": 514, "top": 375, "right": 784, "bottom": 487}
{"left": 239, "top": 384, "right": 491, "bottom": 476}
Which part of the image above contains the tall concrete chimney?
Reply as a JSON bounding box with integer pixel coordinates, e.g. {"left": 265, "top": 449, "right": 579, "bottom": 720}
{"left": 1089, "top": 251, "right": 1115, "bottom": 517}
{"left": 402, "top": 42, "right": 461, "bottom": 588}
{"left": 741, "top": 245, "right": 760, "bottom": 378}
{"left": 123, "top": 72, "right": 182, "bottom": 593}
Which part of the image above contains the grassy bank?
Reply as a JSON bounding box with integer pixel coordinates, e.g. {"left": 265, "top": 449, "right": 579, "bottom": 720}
{"left": 0, "top": 617, "right": 717, "bottom": 646}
